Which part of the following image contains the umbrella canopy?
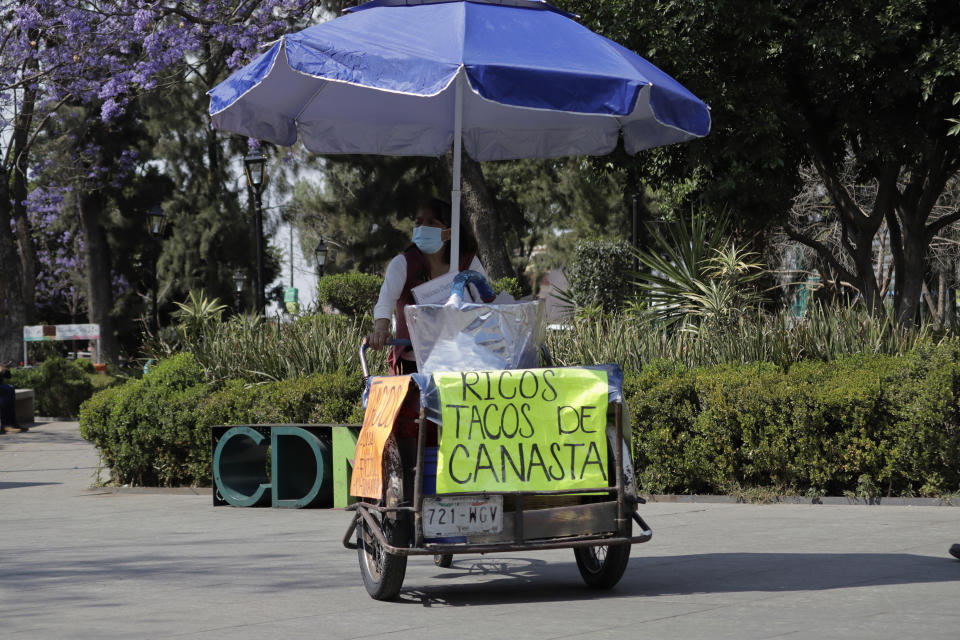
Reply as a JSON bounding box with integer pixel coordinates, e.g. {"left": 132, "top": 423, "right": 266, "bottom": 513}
{"left": 209, "top": 0, "right": 711, "bottom": 267}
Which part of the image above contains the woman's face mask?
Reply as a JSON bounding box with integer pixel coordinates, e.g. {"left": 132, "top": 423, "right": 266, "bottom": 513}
{"left": 412, "top": 225, "right": 445, "bottom": 254}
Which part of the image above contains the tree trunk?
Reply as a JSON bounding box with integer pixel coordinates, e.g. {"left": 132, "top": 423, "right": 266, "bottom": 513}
{"left": 851, "top": 232, "right": 884, "bottom": 315}
{"left": 946, "top": 284, "right": 957, "bottom": 331}
{"left": 11, "top": 37, "right": 40, "bottom": 324}
{"left": 441, "top": 151, "right": 516, "bottom": 281}
{"left": 896, "top": 225, "right": 926, "bottom": 328}
{"left": 77, "top": 191, "right": 119, "bottom": 363}
{"left": 0, "top": 175, "right": 26, "bottom": 363}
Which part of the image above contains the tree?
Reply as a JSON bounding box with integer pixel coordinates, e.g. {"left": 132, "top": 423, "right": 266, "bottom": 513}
{"left": 563, "top": 0, "right": 960, "bottom": 327}
{"left": 484, "top": 157, "right": 631, "bottom": 273}
{"left": 290, "top": 155, "right": 447, "bottom": 275}
{"left": 0, "top": 1, "right": 314, "bottom": 361}
{"left": 291, "top": 152, "right": 522, "bottom": 281}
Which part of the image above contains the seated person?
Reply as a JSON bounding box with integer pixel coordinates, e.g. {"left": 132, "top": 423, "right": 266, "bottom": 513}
{"left": 0, "top": 364, "right": 26, "bottom": 434}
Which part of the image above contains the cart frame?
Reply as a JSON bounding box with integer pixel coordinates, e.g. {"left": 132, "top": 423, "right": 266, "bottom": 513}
{"left": 342, "top": 402, "right": 653, "bottom": 556}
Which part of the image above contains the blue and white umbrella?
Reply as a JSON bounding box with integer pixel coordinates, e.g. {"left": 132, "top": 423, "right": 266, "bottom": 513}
{"left": 209, "top": 0, "right": 710, "bottom": 269}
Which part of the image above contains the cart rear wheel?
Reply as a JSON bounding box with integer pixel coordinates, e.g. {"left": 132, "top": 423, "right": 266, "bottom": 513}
{"left": 434, "top": 553, "right": 454, "bottom": 568}
{"left": 357, "top": 437, "right": 409, "bottom": 600}
{"left": 574, "top": 543, "right": 630, "bottom": 589}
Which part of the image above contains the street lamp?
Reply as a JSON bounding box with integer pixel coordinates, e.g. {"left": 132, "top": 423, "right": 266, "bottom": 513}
{"left": 233, "top": 270, "right": 246, "bottom": 313}
{"left": 314, "top": 237, "right": 328, "bottom": 278}
{"left": 145, "top": 205, "right": 167, "bottom": 332}
{"left": 244, "top": 149, "right": 266, "bottom": 316}
{"left": 147, "top": 205, "right": 167, "bottom": 237}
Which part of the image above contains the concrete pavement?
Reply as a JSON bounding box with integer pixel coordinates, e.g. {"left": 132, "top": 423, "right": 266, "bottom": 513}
{"left": 1, "top": 420, "right": 959, "bottom": 639}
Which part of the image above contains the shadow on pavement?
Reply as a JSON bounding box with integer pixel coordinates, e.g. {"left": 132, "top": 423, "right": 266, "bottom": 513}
{"left": 397, "top": 552, "right": 960, "bottom": 606}
{"left": 0, "top": 481, "right": 62, "bottom": 490}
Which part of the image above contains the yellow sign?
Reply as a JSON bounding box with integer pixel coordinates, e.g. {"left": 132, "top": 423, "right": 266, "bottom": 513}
{"left": 435, "top": 368, "right": 608, "bottom": 493}
{"left": 350, "top": 375, "right": 412, "bottom": 499}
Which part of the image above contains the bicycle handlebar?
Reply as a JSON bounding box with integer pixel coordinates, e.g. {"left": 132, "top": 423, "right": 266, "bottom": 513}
{"left": 360, "top": 338, "right": 412, "bottom": 379}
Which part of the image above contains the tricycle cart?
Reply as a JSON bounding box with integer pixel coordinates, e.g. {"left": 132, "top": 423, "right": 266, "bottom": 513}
{"left": 343, "top": 274, "right": 652, "bottom": 600}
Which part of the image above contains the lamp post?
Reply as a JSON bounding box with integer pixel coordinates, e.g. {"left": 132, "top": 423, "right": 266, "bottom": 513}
{"left": 145, "top": 205, "right": 166, "bottom": 333}
{"left": 244, "top": 150, "right": 266, "bottom": 316}
{"left": 314, "top": 237, "right": 328, "bottom": 278}
{"left": 233, "top": 270, "right": 246, "bottom": 314}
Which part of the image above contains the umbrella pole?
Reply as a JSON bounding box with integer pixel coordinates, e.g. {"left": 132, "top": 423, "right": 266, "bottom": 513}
{"left": 449, "top": 70, "right": 463, "bottom": 273}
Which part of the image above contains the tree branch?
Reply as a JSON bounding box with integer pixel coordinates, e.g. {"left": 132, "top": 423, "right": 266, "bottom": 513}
{"left": 804, "top": 135, "right": 868, "bottom": 231}
{"left": 926, "top": 209, "right": 960, "bottom": 239}
{"left": 784, "top": 224, "right": 858, "bottom": 286}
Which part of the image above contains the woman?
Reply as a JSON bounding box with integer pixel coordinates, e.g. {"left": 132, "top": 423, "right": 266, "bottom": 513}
{"left": 368, "top": 197, "right": 484, "bottom": 374}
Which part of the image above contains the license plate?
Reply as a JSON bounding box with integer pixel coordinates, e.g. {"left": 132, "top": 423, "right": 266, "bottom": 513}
{"left": 422, "top": 495, "right": 503, "bottom": 538}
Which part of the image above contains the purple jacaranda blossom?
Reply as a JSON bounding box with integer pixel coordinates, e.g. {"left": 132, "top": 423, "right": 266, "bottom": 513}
{"left": 4, "top": 1, "right": 317, "bottom": 320}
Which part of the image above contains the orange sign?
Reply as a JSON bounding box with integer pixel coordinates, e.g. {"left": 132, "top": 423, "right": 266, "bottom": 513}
{"left": 349, "top": 375, "right": 412, "bottom": 499}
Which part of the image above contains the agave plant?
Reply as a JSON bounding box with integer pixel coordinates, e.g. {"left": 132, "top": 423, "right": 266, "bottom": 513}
{"left": 630, "top": 212, "right": 766, "bottom": 329}
{"left": 171, "top": 290, "right": 228, "bottom": 339}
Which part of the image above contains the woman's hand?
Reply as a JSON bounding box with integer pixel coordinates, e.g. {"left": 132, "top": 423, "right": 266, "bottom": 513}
{"left": 367, "top": 318, "right": 392, "bottom": 350}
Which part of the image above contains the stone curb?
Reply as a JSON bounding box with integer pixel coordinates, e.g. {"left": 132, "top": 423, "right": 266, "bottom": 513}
{"left": 642, "top": 494, "right": 958, "bottom": 507}
{"left": 83, "top": 486, "right": 206, "bottom": 495}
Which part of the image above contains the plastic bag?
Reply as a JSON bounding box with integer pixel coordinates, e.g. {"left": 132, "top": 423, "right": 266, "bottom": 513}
{"left": 404, "top": 271, "right": 544, "bottom": 376}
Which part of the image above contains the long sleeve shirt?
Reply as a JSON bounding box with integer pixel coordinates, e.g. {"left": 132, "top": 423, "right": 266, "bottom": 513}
{"left": 373, "top": 254, "right": 485, "bottom": 321}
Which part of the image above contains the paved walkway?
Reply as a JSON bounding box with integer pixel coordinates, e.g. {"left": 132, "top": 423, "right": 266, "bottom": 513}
{"left": 1, "top": 421, "right": 959, "bottom": 639}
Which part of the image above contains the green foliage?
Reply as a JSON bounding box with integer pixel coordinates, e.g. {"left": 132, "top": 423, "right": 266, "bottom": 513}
{"left": 10, "top": 357, "right": 96, "bottom": 418}
{"left": 949, "top": 92, "right": 960, "bottom": 136}
{"left": 290, "top": 156, "right": 443, "bottom": 275}
{"left": 78, "top": 352, "right": 363, "bottom": 487}
{"left": 484, "top": 157, "right": 629, "bottom": 272}
{"left": 81, "top": 312, "right": 960, "bottom": 496}
{"left": 546, "top": 301, "right": 931, "bottom": 373}
{"left": 629, "top": 211, "right": 766, "bottom": 329}
{"left": 628, "top": 343, "right": 960, "bottom": 497}
{"left": 143, "top": 312, "right": 370, "bottom": 384}
{"left": 316, "top": 272, "right": 384, "bottom": 317}
{"left": 563, "top": 238, "right": 635, "bottom": 312}
{"left": 74, "top": 359, "right": 96, "bottom": 374}
{"left": 490, "top": 276, "right": 523, "bottom": 298}
{"left": 142, "top": 352, "right": 206, "bottom": 390}
{"left": 563, "top": 0, "right": 960, "bottom": 327}
{"left": 172, "top": 290, "right": 228, "bottom": 336}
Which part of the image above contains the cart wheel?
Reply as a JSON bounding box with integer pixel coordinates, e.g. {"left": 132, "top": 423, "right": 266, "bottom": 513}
{"left": 574, "top": 543, "right": 630, "bottom": 589}
{"left": 357, "top": 437, "right": 409, "bottom": 600}
{"left": 434, "top": 553, "right": 454, "bottom": 568}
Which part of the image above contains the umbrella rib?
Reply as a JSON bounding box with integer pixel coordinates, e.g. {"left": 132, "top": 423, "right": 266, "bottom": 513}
{"left": 295, "top": 83, "right": 329, "bottom": 122}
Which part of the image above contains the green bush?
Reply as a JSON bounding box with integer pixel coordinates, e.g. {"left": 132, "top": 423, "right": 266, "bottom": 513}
{"left": 81, "top": 310, "right": 960, "bottom": 496}
{"left": 317, "top": 272, "right": 384, "bottom": 317}
{"left": 79, "top": 352, "right": 364, "bottom": 487}
{"left": 563, "top": 239, "right": 635, "bottom": 312}
{"left": 74, "top": 359, "right": 96, "bottom": 374}
{"left": 628, "top": 344, "right": 960, "bottom": 497}
{"left": 10, "top": 357, "right": 96, "bottom": 418}
{"left": 491, "top": 276, "right": 524, "bottom": 299}
{"left": 79, "top": 354, "right": 208, "bottom": 486}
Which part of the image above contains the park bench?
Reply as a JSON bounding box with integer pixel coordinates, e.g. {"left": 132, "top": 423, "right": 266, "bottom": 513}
{"left": 14, "top": 388, "right": 35, "bottom": 424}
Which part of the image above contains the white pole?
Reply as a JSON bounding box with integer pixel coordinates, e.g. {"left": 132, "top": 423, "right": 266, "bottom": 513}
{"left": 449, "top": 69, "right": 463, "bottom": 274}
{"left": 23, "top": 341, "right": 27, "bottom": 367}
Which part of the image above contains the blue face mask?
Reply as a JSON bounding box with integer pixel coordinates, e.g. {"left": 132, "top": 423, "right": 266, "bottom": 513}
{"left": 412, "top": 225, "right": 445, "bottom": 255}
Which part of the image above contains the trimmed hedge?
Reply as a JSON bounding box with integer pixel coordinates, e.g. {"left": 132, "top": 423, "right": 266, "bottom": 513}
{"left": 78, "top": 353, "right": 363, "bottom": 487}
{"left": 79, "top": 343, "right": 960, "bottom": 496}
{"left": 316, "top": 272, "right": 384, "bottom": 317}
{"left": 10, "top": 357, "right": 97, "bottom": 418}
{"left": 628, "top": 343, "right": 960, "bottom": 497}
